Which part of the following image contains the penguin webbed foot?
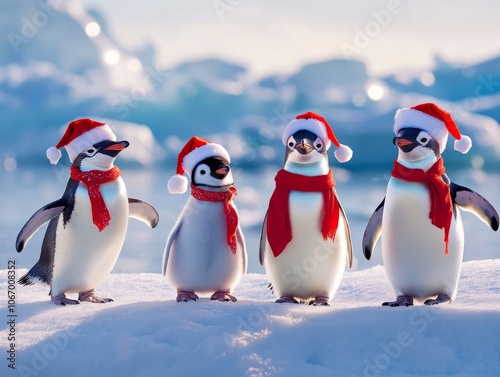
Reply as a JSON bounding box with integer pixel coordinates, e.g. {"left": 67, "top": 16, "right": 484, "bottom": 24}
{"left": 51, "top": 293, "right": 80, "bottom": 306}
{"left": 176, "top": 290, "right": 199, "bottom": 302}
{"left": 275, "top": 295, "right": 299, "bottom": 304}
{"left": 382, "top": 295, "right": 414, "bottom": 307}
{"left": 78, "top": 289, "right": 113, "bottom": 303}
{"left": 309, "top": 296, "right": 331, "bottom": 306}
{"left": 424, "top": 294, "right": 451, "bottom": 306}
{"left": 210, "top": 290, "right": 237, "bottom": 302}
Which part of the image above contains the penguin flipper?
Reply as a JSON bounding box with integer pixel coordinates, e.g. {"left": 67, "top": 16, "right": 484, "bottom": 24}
{"left": 450, "top": 183, "right": 499, "bottom": 231}
{"left": 258, "top": 212, "right": 268, "bottom": 266}
{"left": 128, "top": 198, "right": 160, "bottom": 228}
{"left": 236, "top": 226, "right": 247, "bottom": 275}
{"left": 16, "top": 198, "right": 68, "bottom": 253}
{"left": 337, "top": 199, "right": 353, "bottom": 269}
{"left": 19, "top": 217, "right": 58, "bottom": 285}
{"left": 162, "top": 221, "right": 182, "bottom": 276}
{"left": 362, "top": 198, "right": 385, "bottom": 260}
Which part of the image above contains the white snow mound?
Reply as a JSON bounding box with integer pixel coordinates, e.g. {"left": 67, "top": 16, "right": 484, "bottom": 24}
{"left": 1, "top": 260, "right": 500, "bottom": 377}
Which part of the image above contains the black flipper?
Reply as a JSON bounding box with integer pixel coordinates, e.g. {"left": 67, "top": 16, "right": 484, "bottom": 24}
{"left": 17, "top": 179, "right": 78, "bottom": 285}
{"left": 128, "top": 198, "right": 160, "bottom": 228}
{"left": 16, "top": 197, "right": 69, "bottom": 252}
{"left": 362, "top": 198, "right": 385, "bottom": 260}
{"left": 18, "top": 217, "right": 58, "bottom": 286}
{"left": 450, "top": 182, "right": 499, "bottom": 231}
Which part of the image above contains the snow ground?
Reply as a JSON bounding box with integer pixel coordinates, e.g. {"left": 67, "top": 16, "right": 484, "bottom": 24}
{"left": 1, "top": 260, "right": 500, "bottom": 377}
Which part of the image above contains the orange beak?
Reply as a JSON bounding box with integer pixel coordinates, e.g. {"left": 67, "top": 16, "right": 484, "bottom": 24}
{"left": 215, "top": 166, "right": 229, "bottom": 175}
{"left": 105, "top": 142, "right": 129, "bottom": 151}
{"left": 395, "top": 138, "right": 413, "bottom": 147}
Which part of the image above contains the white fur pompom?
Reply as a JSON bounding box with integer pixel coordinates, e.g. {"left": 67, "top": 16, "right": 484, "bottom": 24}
{"left": 454, "top": 135, "right": 472, "bottom": 154}
{"left": 167, "top": 174, "right": 188, "bottom": 194}
{"left": 46, "top": 146, "right": 62, "bottom": 165}
{"left": 334, "top": 144, "right": 353, "bottom": 163}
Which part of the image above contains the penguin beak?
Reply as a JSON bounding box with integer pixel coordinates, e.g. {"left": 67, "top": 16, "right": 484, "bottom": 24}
{"left": 105, "top": 141, "right": 130, "bottom": 151}
{"left": 394, "top": 137, "right": 413, "bottom": 147}
{"left": 294, "top": 139, "right": 314, "bottom": 155}
{"left": 100, "top": 140, "right": 130, "bottom": 158}
{"left": 212, "top": 163, "right": 230, "bottom": 179}
{"left": 215, "top": 166, "right": 230, "bottom": 175}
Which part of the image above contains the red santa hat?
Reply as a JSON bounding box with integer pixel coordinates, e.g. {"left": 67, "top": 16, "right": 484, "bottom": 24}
{"left": 167, "top": 136, "right": 231, "bottom": 194}
{"left": 282, "top": 112, "right": 353, "bottom": 162}
{"left": 394, "top": 103, "right": 472, "bottom": 154}
{"left": 46, "top": 118, "right": 117, "bottom": 164}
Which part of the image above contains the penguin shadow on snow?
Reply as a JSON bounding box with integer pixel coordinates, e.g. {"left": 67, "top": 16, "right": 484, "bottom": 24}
{"left": 4, "top": 299, "right": 59, "bottom": 327}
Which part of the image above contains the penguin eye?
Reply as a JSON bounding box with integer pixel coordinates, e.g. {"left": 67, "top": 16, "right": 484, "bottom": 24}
{"left": 417, "top": 131, "right": 431, "bottom": 146}
{"left": 287, "top": 137, "right": 296, "bottom": 149}
{"left": 313, "top": 137, "right": 324, "bottom": 150}
{"left": 195, "top": 164, "right": 210, "bottom": 177}
{"left": 85, "top": 148, "right": 96, "bottom": 156}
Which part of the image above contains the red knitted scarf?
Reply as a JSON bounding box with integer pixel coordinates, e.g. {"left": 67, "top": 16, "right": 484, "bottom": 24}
{"left": 266, "top": 169, "right": 339, "bottom": 258}
{"left": 391, "top": 158, "right": 452, "bottom": 254}
{"left": 190, "top": 185, "right": 239, "bottom": 254}
{"left": 70, "top": 166, "right": 121, "bottom": 232}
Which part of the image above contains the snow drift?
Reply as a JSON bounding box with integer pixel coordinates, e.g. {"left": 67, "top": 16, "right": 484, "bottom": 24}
{"left": 2, "top": 260, "right": 499, "bottom": 377}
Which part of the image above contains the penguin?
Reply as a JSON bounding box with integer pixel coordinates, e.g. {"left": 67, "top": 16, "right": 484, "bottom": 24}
{"left": 16, "top": 119, "right": 159, "bottom": 306}
{"left": 259, "top": 112, "right": 353, "bottom": 306}
{"left": 363, "top": 103, "right": 499, "bottom": 307}
{"left": 162, "top": 137, "right": 247, "bottom": 302}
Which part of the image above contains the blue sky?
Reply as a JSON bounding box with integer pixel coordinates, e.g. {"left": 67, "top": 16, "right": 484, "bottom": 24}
{"left": 46, "top": 1, "right": 500, "bottom": 77}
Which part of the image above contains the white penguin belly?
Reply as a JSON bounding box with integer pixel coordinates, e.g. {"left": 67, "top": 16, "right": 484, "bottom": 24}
{"left": 51, "top": 179, "right": 129, "bottom": 295}
{"left": 264, "top": 191, "right": 347, "bottom": 300}
{"left": 166, "top": 198, "right": 244, "bottom": 293}
{"left": 382, "top": 178, "right": 464, "bottom": 300}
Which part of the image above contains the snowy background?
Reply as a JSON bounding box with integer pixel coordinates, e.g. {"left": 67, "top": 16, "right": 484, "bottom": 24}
{"left": 1, "top": 1, "right": 500, "bottom": 376}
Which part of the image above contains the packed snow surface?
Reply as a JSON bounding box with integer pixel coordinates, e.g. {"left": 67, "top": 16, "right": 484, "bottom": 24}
{"left": 2, "top": 260, "right": 499, "bottom": 377}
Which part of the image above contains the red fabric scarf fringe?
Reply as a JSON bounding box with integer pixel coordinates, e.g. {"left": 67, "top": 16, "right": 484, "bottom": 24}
{"left": 190, "top": 185, "right": 239, "bottom": 254}
{"left": 391, "top": 158, "right": 452, "bottom": 254}
{"left": 70, "top": 166, "right": 122, "bottom": 232}
{"left": 266, "top": 169, "right": 339, "bottom": 258}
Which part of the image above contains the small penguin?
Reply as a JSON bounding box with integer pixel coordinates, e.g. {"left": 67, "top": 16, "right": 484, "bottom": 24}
{"left": 260, "top": 112, "right": 353, "bottom": 306}
{"left": 163, "top": 136, "right": 247, "bottom": 302}
{"left": 16, "top": 119, "right": 159, "bottom": 306}
{"left": 363, "top": 103, "right": 499, "bottom": 307}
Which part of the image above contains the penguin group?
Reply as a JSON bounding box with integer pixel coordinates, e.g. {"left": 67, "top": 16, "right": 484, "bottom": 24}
{"left": 16, "top": 103, "right": 499, "bottom": 307}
